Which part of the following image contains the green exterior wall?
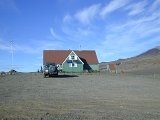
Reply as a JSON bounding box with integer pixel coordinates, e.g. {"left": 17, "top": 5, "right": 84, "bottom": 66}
{"left": 62, "top": 62, "right": 83, "bottom": 72}
{"left": 62, "top": 51, "right": 84, "bottom": 72}
{"left": 62, "top": 63, "right": 99, "bottom": 72}
{"left": 61, "top": 51, "right": 99, "bottom": 73}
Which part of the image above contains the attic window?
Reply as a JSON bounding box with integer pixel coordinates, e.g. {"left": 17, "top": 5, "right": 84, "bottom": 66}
{"left": 71, "top": 55, "right": 75, "bottom": 60}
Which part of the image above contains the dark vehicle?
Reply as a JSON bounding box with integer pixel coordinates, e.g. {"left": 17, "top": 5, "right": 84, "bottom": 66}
{"left": 9, "top": 69, "right": 17, "bottom": 75}
{"left": 43, "top": 63, "right": 58, "bottom": 78}
{"left": 0, "top": 71, "right": 6, "bottom": 76}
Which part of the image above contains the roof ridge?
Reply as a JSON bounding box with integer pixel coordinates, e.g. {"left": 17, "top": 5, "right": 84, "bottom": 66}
{"left": 43, "top": 50, "right": 99, "bottom": 64}
{"left": 44, "top": 50, "right": 95, "bottom": 51}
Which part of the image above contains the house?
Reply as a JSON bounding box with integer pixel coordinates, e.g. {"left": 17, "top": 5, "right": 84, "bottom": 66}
{"left": 43, "top": 50, "right": 99, "bottom": 72}
{"left": 106, "top": 63, "right": 117, "bottom": 73}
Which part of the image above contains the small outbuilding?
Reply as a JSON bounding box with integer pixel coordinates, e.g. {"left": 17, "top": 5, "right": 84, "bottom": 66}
{"left": 43, "top": 50, "right": 99, "bottom": 72}
{"left": 106, "top": 63, "right": 117, "bottom": 73}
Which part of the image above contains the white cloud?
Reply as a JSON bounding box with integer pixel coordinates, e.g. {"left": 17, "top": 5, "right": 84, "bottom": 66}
{"left": 0, "top": 38, "right": 63, "bottom": 54}
{"left": 150, "top": 0, "right": 160, "bottom": 11}
{"left": 97, "top": 9, "right": 160, "bottom": 61}
{"left": 75, "top": 4, "right": 101, "bottom": 25}
{"left": 15, "top": 45, "right": 37, "bottom": 54}
{"left": 100, "top": 0, "right": 130, "bottom": 17}
{"left": 126, "top": 1, "right": 148, "bottom": 16}
{"left": 62, "top": 24, "right": 94, "bottom": 43}
{"left": 39, "top": 41, "right": 63, "bottom": 50}
{"left": 113, "top": 11, "right": 160, "bottom": 38}
{"left": 0, "top": 39, "right": 38, "bottom": 54}
{"left": 0, "top": 40, "right": 11, "bottom": 51}
{"left": 0, "top": 44, "right": 10, "bottom": 51}
{"left": 63, "top": 14, "right": 72, "bottom": 23}
{"left": 60, "top": 1, "right": 160, "bottom": 61}
{"left": 77, "top": 27, "right": 92, "bottom": 36}
{"left": 50, "top": 27, "right": 64, "bottom": 41}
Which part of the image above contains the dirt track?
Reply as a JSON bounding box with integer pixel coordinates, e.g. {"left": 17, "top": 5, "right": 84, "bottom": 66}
{"left": 0, "top": 73, "right": 160, "bottom": 119}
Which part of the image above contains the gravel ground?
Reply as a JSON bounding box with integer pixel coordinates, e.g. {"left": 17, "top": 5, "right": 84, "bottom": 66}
{"left": 0, "top": 73, "right": 160, "bottom": 120}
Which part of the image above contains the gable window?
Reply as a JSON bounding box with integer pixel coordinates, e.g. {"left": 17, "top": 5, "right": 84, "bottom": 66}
{"left": 69, "top": 55, "right": 77, "bottom": 60}
{"left": 71, "top": 55, "right": 75, "bottom": 60}
{"left": 69, "top": 62, "right": 77, "bottom": 67}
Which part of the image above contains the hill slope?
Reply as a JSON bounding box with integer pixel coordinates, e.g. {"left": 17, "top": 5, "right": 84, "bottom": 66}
{"left": 100, "top": 46, "right": 160, "bottom": 74}
{"left": 136, "top": 46, "right": 160, "bottom": 57}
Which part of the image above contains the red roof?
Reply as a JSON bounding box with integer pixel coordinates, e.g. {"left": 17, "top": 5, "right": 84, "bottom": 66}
{"left": 43, "top": 50, "right": 99, "bottom": 64}
{"left": 109, "top": 64, "right": 116, "bottom": 70}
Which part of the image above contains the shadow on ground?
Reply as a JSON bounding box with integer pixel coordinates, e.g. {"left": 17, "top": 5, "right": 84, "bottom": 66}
{"left": 48, "top": 74, "right": 79, "bottom": 78}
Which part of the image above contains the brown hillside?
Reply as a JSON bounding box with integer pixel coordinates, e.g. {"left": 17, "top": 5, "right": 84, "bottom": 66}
{"left": 100, "top": 46, "right": 160, "bottom": 74}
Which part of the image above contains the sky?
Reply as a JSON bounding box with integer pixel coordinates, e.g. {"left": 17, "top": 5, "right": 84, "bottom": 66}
{"left": 0, "top": 0, "right": 160, "bottom": 72}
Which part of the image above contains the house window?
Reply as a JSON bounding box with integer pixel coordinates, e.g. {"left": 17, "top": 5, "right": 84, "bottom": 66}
{"left": 71, "top": 55, "right": 75, "bottom": 60}
{"left": 69, "top": 62, "right": 77, "bottom": 67}
{"left": 69, "top": 54, "right": 77, "bottom": 60}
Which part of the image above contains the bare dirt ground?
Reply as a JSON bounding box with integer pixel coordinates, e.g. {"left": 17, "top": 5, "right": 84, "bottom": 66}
{"left": 0, "top": 73, "right": 160, "bottom": 120}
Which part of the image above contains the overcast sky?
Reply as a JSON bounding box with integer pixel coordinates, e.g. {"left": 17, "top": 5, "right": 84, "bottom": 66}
{"left": 0, "top": 0, "right": 160, "bottom": 72}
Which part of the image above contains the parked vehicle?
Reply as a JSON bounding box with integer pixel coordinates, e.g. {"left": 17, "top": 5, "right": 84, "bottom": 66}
{"left": 0, "top": 71, "right": 6, "bottom": 76}
{"left": 43, "top": 63, "right": 58, "bottom": 78}
{"left": 9, "top": 69, "right": 17, "bottom": 75}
